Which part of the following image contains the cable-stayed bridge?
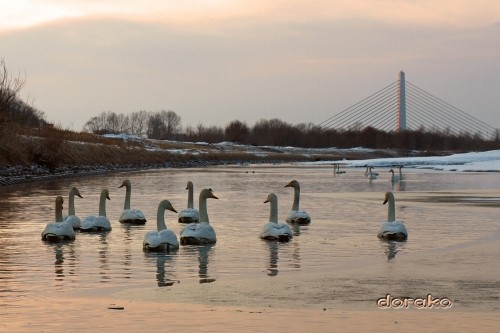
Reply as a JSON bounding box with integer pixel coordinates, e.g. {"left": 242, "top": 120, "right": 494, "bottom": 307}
{"left": 317, "top": 71, "right": 497, "bottom": 140}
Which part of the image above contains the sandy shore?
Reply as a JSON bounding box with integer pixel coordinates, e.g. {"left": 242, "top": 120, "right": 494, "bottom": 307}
{"left": 5, "top": 236, "right": 498, "bottom": 332}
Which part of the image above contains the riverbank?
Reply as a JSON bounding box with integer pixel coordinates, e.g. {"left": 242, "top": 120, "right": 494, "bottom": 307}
{"left": 0, "top": 132, "right": 425, "bottom": 186}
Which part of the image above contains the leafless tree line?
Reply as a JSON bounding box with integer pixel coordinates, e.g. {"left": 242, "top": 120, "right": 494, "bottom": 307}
{"left": 83, "top": 109, "right": 182, "bottom": 140}
{"left": 83, "top": 107, "right": 500, "bottom": 151}
{"left": 0, "top": 59, "right": 46, "bottom": 130}
{"left": 2, "top": 58, "right": 498, "bottom": 152}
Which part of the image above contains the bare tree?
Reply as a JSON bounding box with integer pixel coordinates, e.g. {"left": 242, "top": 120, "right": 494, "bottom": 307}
{"left": 117, "top": 113, "right": 130, "bottom": 134}
{"left": 130, "top": 110, "right": 149, "bottom": 136}
{"left": 195, "top": 123, "right": 224, "bottom": 143}
{"left": 105, "top": 111, "right": 119, "bottom": 133}
{"left": 146, "top": 110, "right": 182, "bottom": 139}
{"left": 225, "top": 120, "right": 249, "bottom": 143}
{"left": 83, "top": 116, "right": 101, "bottom": 133}
{"left": 146, "top": 112, "right": 164, "bottom": 139}
{"left": 0, "top": 58, "right": 27, "bottom": 122}
{"left": 160, "top": 110, "right": 182, "bottom": 139}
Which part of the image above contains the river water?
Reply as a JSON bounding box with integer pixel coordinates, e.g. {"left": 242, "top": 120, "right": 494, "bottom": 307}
{"left": 1, "top": 164, "right": 500, "bottom": 320}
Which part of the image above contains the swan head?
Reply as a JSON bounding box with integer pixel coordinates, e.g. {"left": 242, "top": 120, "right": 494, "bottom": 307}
{"left": 200, "top": 188, "right": 218, "bottom": 200}
{"left": 119, "top": 179, "right": 131, "bottom": 189}
{"left": 264, "top": 193, "right": 278, "bottom": 204}
{"left": 383, "top": 191, "right": 394, "bottom": 205}
{"left": 389, "top": 169, "right": 394, "bottom": 174}
{"left": 101, "top": 189, "right": 111, "bottom": 200}
{"left": 285, "top": 180, "right": 299, "bottom": 189}
{"left": 186, "top": 181, "right": 194, "bottom": 190}
{"left": 71, "top": 187, "right": 83, "bottom": 198}
{"left": 160, "top": 200, "right": 177, "bottom": 213}
{"left": 56, "top": 195, "right": 64, "bottom": 210}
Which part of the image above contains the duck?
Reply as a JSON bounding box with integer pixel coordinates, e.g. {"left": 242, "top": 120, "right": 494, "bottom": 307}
{"left": 284, "top": 180, "right": 311, "bottom": 224}
{"left": 180, "top": 188, "right": 218, "bottom": 245}
{"left": 377, "top": 191, "right": 408, "bottom": 241}
{"left": 143, "top": 200, "right": 179, "bottom": 252}
{"left": 118, "top": 179, "right": 147, "bottom": 224}
{"left": 260, "top": 193, "right": 293, "bottom": 242}
{"left": 178, "top": 181, "right": 200, "bottom": 223}
{"left": 80, "top": 189, "right": 112, "bottom": 232}
{"left": 42, "top": 196, "right": 76, "bottom": 242}
{"left": 63, "top": 187, "right": 83, "bottom": 230}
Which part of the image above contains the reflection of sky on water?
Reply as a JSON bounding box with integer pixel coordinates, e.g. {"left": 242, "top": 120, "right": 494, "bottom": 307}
{"left": 0, "top": 164, "right": 499, "bottom": 310}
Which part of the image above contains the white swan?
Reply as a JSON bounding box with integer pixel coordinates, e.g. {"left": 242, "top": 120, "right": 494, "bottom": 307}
{"left": 63, "top": 187, "right": 83, "bottom": 230}
{"left": 260, "top": 193, "right": 293, "bottom": 242}
{"left": 180, "top": 188, "right": 218, "bottom": 245}
{"left": 365, "top": 165, "right": 379, "bottom": 178}
{"left": 80, "top": 189, "right": 112, "bottom": 232}
{"left": 378, "top": 191, "right": 408, "bottom": 241}
{"left": 118, "top": 179, "right": 147, "bottom": 224}
{"left": 397, "top": 165, "right": 404, "bottom": 180}
{"left": 178, "top": 181, "right": 200, "bottom": 223}
{"left": 284, "top": 180, "right": 311, "bottom": 224}
{"left": 42, "top": 196, "right": 76, "bottom": 242}
{"left": 368, "top": 166, "right": 378, "bottom": 180}
{"left": 143, "top": 200, "right": 179, "bottom": 252}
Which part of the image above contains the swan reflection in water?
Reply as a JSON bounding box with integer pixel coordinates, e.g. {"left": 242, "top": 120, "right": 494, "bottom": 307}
{"left": 266, "top": 240, "right": 279, "bottom": 276}
{"left": 197, "top": 244, "right": 215, "bottom": 284}
{"left": 265, "top": 240, "right": 301, "bottom": 276}
{"left": 381, "top": 240, "right": 407, "bottom": 261}
{"left": 49, "top": 242, "right": 76, "bottom": 285}
{"left": 144, "top": 252, "right": 179, "bottom": 287}
{"left": 97, "top": 232, "right": 110, "bottom": 282}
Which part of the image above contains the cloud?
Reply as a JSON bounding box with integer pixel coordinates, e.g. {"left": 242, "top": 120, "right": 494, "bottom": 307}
{"left": 1, "top": 2, "right": 499, "bottom": 130}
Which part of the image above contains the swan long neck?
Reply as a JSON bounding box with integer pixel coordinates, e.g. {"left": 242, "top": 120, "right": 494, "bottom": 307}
{"left": 269, "top": 197, "right": 278, "bottom": 223}
{"left": 99, "top": 191, "right": 108, "bottom": 217}
{"left": 55, "top": 199, "right": 63, "bottom": 222}
{"left": 124, "top": 184, "right": 131, "bottom": 210}
{"left": 68, "top": 190, "right": 76, "bottom": 215}
{"left": 387, "top": 195, "right": 396, "bottom": 221}
{"left": 292, "top": 186, "right": 300, "bottom": 211}
{"left": 157, "top": 203, "right": 167, "bottom": 231}
{"left": 199, "top": 194, "right": 210, "bottom": 223}
{"left": 187, "top": 183, "right": 194, "bottom": 209}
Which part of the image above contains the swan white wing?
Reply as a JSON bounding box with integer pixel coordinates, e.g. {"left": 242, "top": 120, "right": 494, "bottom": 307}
{"left": 119, "top": 209, "right": 146, "bottom": 223}
{"left": 81, "top": 215, "right": 112, "bottom": 232}
{"left": 378, "top": 221, "right": 408, "bottom": 240}
{"left": 143, "top": 230, "right": 179, "bottom": 251}
{"left": 180, "top": 222, "right": 216, "bottom": 244}
{"left": 286, "top": 210, "right": 311, "bottom": 224}
{"left": 63, "top": 215, "right": 81, "bottom": 230}
{"left": 178, "top": 208, "right": 200, "bottom": 223}
{"left": 42, "top": 221, "right": 75, "bottom": 241}
{"left": 260, "top": 222, "right": 293, "bottom": 241}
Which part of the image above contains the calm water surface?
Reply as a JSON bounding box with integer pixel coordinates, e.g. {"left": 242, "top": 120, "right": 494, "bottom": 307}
{"left": 1, "top": 165, "right": 499, "bottom": 312}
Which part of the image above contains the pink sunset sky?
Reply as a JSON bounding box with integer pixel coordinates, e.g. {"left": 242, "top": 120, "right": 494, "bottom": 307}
{"left": 1, "top": 0, "right": 499, "bottom": 130}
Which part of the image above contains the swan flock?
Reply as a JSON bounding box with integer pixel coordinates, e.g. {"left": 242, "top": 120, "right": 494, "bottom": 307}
{"left": 42, "top": 170, "right": 409, "bottom": 248}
